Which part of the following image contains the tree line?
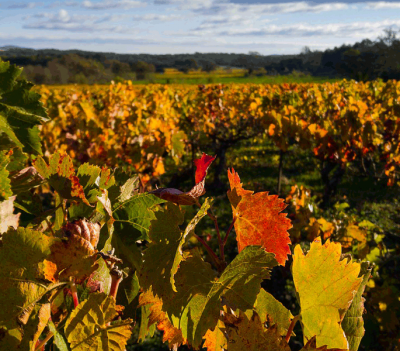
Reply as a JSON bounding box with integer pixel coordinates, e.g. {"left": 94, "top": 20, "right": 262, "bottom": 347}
{"left": 1, "top": 28, "right": 400, "bottom": 84}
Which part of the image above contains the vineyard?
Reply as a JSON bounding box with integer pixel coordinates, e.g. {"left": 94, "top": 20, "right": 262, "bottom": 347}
{"left": 1, "top": 59, "right": 400, "bottom": 351}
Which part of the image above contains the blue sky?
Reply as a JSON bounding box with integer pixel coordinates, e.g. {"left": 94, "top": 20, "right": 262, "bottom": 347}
{"left": 1, "top": 0, "right": 400, "bottom": 54}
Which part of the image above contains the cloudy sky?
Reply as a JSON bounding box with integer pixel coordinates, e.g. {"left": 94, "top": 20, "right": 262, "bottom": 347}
{"left": 1, "top": 0, "right": 400, "bottom": 54}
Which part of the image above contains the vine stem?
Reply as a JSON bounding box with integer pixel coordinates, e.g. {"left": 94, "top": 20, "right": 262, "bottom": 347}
{"left": 34, "top": 331, "right": 54, "bottom": 351}
{"left": 194, "top": 233, "right": 223, "bottom": 272}
{"left": 223, "top": 217, "right": 236, "bottom": 246}
{"left": 69, "top": 277, "right": 79, "bottom": 308}
{"left": 207, "top": 210, "right": 224, "bottom": 262}
{"left": 285, "top": 315, "right": 300, "bottom": 343}
{"left": 109, "top": 268, "right": 123, "bottom": 299}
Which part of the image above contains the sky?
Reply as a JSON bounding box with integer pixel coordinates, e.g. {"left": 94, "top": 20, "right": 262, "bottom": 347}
{"left": 1, "top": 0, "right": 400, "bottom": 55}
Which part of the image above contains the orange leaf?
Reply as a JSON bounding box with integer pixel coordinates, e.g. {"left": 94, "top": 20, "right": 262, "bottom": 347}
{"left": 227, "top": 168, "right": 292, "bottom": 265}
{"left": 139, "top": 289, "right": 186, "bottom": 348}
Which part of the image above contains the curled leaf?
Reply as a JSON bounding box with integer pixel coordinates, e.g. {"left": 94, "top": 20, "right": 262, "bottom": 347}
{"left": 150, "top": 153, "right": 216, "bottom": 205}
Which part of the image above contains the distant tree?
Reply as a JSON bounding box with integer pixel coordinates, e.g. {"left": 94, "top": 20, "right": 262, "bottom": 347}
{"left": 301, "top": 46, "right": 312, "bottom": 55}
{"left": 48, "top": 60, "right": 69, "bottom": 84}
{"left": 106, "top": 59, "right": 130, "bottom": 76}
{"left": 248, "top": 51, "right": 261, "bottom": 56}
{"left": 131, "top": 61, "right": 155, "bottom": 80}
{"left": 199, "top": 60, "right": 217, "bottom": 72}
{"left": 174, "top": 58, "right": 198, "bottom": 73}
{"left": 379, "top": 27, "right": 398, "bottom": 46}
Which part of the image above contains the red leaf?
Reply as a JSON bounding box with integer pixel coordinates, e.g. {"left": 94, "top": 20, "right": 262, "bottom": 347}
{"left": 194, "top": 153, "right": 217, "bottom": 184}
{"left": 150, "top": 153, "right": 216, "bottom": 205}
{"left": 227, "top": 168, "right": 292, "bottom": 265}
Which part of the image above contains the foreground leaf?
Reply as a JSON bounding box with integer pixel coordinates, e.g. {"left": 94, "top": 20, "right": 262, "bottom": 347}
{"left": 0, "top": 150, "right": 12, "bottom": 200}
{"left": 64, "top": 292, "right": 133, "bottom": 351}
{"left": 342, "top": 261, "right": 373, "bottom": 351}
{"left": 139, "top": 289, "right": 185, "bottom": 348}
{"left": 223, "top": 311, "right": 291, "bottom": 351}
{"left": 19, "top": 303, "right": 50, "bottom": 351}
{"left": 203, "top": 319, "right": 227, "bottom": 351}
{"left": 0, "top": 60, "right": 49, "bottom": 155}
{"left": 160, "top": 247, "right": 278, "bottom": 348}
{"left": 0, "top": 227, "right": 63, "bottom": 331}
{"left": 300, "top": 336, "right": 347, "bottom": 350}
{"left": 253, "top": 288, "right": 293, "bottom": 336}
{"left": 48, "top": 320, "right": 69, "bottom": 351}
{"left": 292, "top": 239, "right": 362, "bottom": 349}
{"left": 0, "top": 195, "right": 20, "bottom": 233}
{"left": 140, "top": 199, "right": 211, "bottom": 296}
{"left": 227, "top": 168, "right": 292, "bottom": 265}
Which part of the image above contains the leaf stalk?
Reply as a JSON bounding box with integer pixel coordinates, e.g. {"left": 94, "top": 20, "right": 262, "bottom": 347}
{"left": 285, "top": 314, "right": 300, "bottom": 343}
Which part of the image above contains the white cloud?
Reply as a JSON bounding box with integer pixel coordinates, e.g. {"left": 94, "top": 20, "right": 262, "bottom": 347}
{"left": 365, "top": 1, "right": 400, "bottom": 9}
{"left": 6, "top": 2, "right": 42, "bottom": 9}
{"left": 195, "top": 15, "right": 272, "bottom": 30}
{"left": 82, "top": 0, "right": 146, "bottom": 9}
{"left": 131, "top": 13, "right": 182, "bottom": 21}
{"left": 23, "top": 9, "right": 135, "bottom": 32}
{"left": 188, "top": 19, "right": 400, "bottom": 38}
{"left": 46, "top": 1, "right": 79, "bottom": 8}
{"left": 193, "top": 1, "right": 349, "bottom": 16}
{"left": 154, "top": 0, "right": 227, "bottom": 10}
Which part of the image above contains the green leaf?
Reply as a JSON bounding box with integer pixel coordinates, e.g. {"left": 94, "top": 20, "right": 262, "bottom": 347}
{"left": 14, "top": 191, "right": 42, "bottom": 217}
{"left": 0, "top": 196, "right": 20, "bottom": 233}
{"left": 253, "top": 288, "right": 293, "bottom": 336}
{"left": 140, "top": 199, "right": 211, "bottom": 296}
{"left": 139, "top": 202, "right": 184, "bottom": 297}
{"left": 6, "top": 147, "right": 28, "bottom": 172}
{"left": 64, "top": 292, "right": 133, "bottom": 351}
{"left": 122, "top": 270, "right": 140, "bottom": 304}
{"left": 107, "top": 168, "right": 139, "bottom": 204}
{"left": 138, "top": 304, "right": 156, "bottom": 342}
{"left": 48, "top": 320, "right": 69, "bottom": 351}
{"left": 0, "top": 150, "right": 12, "bottom": 200}
{"left": 110, "top": 193, "right": 164, "bottom": 270}
{"left": 54, "top": 192, "right": 64, "bottom": 231}
{"left": 342, "top": 261, "right": 373, "bottom": 351}
{"left": 162, "top": 246, "right": 278, "bottom": 348}
{"left": 113, "top": 192, "right": 165, "bottom": 240}
{"left": 0, "top": 60, "right": 49, "bottom": 155}
{"left": 292, "top": 239, "right": 362, "bottom": 349}
{"left": 77, "top": 163, "right": 102, "bottom": 202}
